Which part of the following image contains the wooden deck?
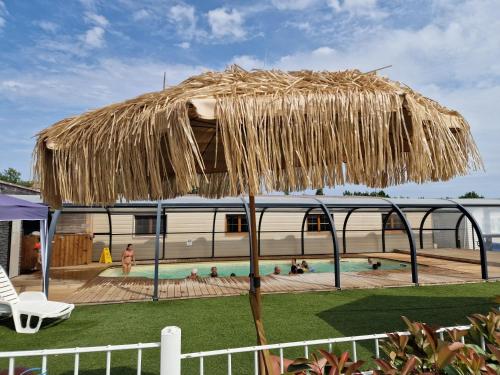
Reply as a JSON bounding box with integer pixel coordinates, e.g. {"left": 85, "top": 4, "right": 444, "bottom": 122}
{"left": 64, "top": 252, "right": 491, "bottom": 304}
{"left": 11, "top": 252, "right": 498, "bottom": 305}
{"left": 395, "top": 248, "right": 500, "bottom": 278}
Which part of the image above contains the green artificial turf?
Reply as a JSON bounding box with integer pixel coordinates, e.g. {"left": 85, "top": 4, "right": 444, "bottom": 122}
{"left": 1, "top": 282, "right": 498, "bottom": 374}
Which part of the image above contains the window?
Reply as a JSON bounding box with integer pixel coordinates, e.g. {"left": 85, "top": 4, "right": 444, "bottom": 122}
{"left": 225, "top": 214, "right": 248, "bottom": 233}
{"left": 382, "top": 213, "right": 405, "bottom": 230}
{"left": 306, "top": 214, "right": 331, "bottom": 232}
{"left": 134, "top": 215, "right": 165, "bottom": 235}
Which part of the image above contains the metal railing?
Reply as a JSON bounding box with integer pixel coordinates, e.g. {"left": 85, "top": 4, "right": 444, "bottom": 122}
{"left": 0, "top": 342, "right": 160, "bottom": 375}
{"left": 180, "top": 325, "right": 473, "bottom": 375}
{"left": 0, "top": 324, "right": 473, "bottom": 375}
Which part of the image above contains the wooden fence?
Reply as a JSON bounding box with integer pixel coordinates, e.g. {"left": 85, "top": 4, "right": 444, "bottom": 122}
{"left": 51, "top": 234, "right": 93, "bottom": 267}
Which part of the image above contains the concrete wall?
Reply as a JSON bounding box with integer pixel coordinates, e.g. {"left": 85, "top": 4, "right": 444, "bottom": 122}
{"left": 0, "top": 221, "right": 22, "bottom": 277}
{"left": 8, "top": 221, "right": 22, "bottom": 277}
{"left": 89, "top": 210, "right": 433, "bottom": 261}
{"left": 0, "top": 221, "right": 10, "bottom": 272}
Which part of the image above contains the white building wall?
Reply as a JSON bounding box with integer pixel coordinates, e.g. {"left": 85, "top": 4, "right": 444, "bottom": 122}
{"left": 90, "top": 210, "right": 433, "bottom": 261}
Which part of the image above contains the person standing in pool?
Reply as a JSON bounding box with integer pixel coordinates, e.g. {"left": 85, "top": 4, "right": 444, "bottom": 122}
{"left": 187, "top": 268, "right": 199, "bottom": 280}
{"left": 210, "top": 266, "right": 218, "bottom": 277}
{"left": 273, "top": 266, "right": 281, "bottom": 275}
{"left": 301, "top": 260, "right": 310, "bottom": 272}
{"left": 121, "top": 244, "right": 136, "bottom": 275}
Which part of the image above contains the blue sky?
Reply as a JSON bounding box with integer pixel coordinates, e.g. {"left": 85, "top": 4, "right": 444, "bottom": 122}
{"left": 0, "top": 0, "right": 499, "bottom": 198}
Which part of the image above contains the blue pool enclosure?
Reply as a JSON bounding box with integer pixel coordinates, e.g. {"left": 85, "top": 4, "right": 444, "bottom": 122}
{"left": 9, "top": 195, "right": 500, "bottom": 300}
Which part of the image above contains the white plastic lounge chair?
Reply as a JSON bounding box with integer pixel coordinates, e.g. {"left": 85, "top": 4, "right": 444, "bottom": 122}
{"left": 0, "top": 266, "right": 74, "bottom": 334}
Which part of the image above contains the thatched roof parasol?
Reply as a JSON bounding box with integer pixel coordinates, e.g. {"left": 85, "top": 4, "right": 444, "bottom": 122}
{"left": 35, "top": 66, "right": 482, "bottom": 208}
{"left": 34, "top": 66, "right": 483, "bottom": 374}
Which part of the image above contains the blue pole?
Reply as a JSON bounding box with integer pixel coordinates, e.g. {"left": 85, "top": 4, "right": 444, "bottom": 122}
{"left": 44, "top": 209, "right": 61, "bottom": 297}
{"left": 153, "top": 201, "right": 162, "bottom": 301}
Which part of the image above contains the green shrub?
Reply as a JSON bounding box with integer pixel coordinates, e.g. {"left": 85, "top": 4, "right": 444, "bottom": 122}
{"left": 282, "top": 308, "right": 499, "bottom": 374}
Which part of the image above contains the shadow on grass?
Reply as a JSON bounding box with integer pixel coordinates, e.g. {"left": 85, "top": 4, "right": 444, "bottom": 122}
{"left": 0, "top": 316, "right": 68, "bottom": 333}
{"left": 317, "top": 295, "right": 494, "bottom": 330}
{"left": 316, "top": 295, "right": 495, "bottom": 357}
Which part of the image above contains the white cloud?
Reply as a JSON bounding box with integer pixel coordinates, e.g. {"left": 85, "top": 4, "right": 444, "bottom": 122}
{"left": 287, "top": 21, "right": 312, "bottom": 32}
{"left": 169, "top": 4, "right": 195, "bottom": 23}
{"left": 132, "top": 9, "right": 150, "bottom": 21}
{"left": 207, "top": 8, "right": 246, "bottom": 39}
{"left": 79, "top": 12, "right": 109, "bottom": 49}
{"left": 176, "top": 41, "right": 191, "bottom": 49}
{"left": 230, "top": 55, "right": 266, "bottom": 70}
{"left": 85, "top": 12, "right": 109, "bottom": 27}
{"left": 79, "top": 0, "right": 98, "bottom": 10}
{"left": 37, "top": 39, "right": 86, "bottom": 57}
{"left": 0, "top": 0, "right": 7, "bottom": 28}
{"left": 328, "top": 0, "right": 387, "bottom": 19}
{"left": 37, "top": 22, "right": 108, "bottom": 55}
{"left": 80, "top": 26, "right": 106, "bottom": 49}
{"left": 168, "top": 4, "right": 198, "bottom": 39}
{"left": 0, "top": 59, "right": 208, "bottom": 109}
{"left": 1, "top": 80, "right": 33, "bottom": 92}
{"left": 271, "top": 0, "right": 318, "bottom": 10}
{"left": 275, "top": 1, "right": 500, "bottom": 87}
{"left": 36, "top": 20, "right": 58, "bottom": 33}
{"left": 311, "top": 46, "right": 336, "bottom": 56}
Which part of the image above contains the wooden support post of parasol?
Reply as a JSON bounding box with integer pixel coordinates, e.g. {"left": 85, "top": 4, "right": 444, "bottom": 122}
{"left": 248, "top": 194, "right": 274, "bottom": 374}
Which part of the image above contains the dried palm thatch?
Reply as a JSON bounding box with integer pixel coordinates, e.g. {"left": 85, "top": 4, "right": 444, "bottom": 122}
{"left": 34, "top": 66, "right": 482, "bottom": 207}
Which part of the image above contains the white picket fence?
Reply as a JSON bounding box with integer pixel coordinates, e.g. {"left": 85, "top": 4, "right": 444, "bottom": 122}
{"left": 0, "top": 324, "right": 473, "bottom": 375}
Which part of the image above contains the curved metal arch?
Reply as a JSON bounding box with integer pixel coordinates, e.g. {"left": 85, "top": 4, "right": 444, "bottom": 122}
{"left": 342, "top": 208, "right": 360, "bottom": 254}
{"left": 418, "top": 207, "right": 438, "bottom": 249}
{"left": 420, "top": 207, "right": 471, "bottom": 249}
{"left": 455, "top": 213, "right": 466, "bottom": 248}
{"left": 448, "top": 200, "right": 488, "bottom": 280}
{"left": 211, "top": 208, "right": 218, "bottom": 257}
{"left": 105, "top": 207, "right": 112, "bottom": 253}
{"left": 153, "top": 200, "right": 162, "bottom": 301}
{"left": 162, "top": 207, "right": 167, "bottom": 259}
{"left": 313, "top": 199, "right": 341, "bottom": 288}
{"left": 380, "top": 199, "right": 418, "bottom": 284}
{"left": 257, "top": 207, "right": 268, "bottom": 256}
{"left": 381, "top": 208, "right": 397, "bottom": 254}
{"left": 300, "top": 207, "right": 315, "bottom": 255}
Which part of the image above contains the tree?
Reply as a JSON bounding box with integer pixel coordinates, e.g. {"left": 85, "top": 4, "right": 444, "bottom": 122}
{"left": 459, "top": 191, "right": 484, "bottom": 199}
{"left": 315, "top": 188, "right": 324, "bottom": 195}
{"left": 343, "top": 190, "right": 390, "bottom": 198}
{"left": 0, "top": 167, "right": 33, "bottom": 187}
{"left": 0, "top": 168, "right": 22, "bottom": 184}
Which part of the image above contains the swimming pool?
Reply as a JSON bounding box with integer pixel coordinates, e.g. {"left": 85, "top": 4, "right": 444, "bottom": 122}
{"left": 99, "top": 258, "right": 407, "bottom": 279}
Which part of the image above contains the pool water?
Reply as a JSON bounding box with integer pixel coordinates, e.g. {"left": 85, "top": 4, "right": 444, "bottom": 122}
{"left": 99, "top": 258, "right": 407, "bottom": 279}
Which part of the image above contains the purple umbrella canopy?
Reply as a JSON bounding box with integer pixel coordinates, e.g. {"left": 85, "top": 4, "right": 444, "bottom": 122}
{"left": 0, "top": 194, "right": 48, "bottom": 221}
